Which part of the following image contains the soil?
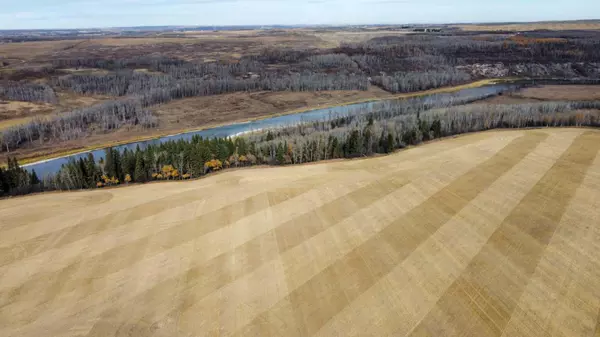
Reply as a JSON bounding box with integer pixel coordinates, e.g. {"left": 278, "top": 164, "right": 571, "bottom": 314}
{"left": 1, "top": 128, "right": 600, "bottom": 337}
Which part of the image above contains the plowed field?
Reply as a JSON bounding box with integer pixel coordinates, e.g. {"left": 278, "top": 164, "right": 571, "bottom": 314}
{"left": 2, "top": 128, "right": 600, "bottom": 337}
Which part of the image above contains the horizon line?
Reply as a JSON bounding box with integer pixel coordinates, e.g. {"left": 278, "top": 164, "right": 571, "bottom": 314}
{"left": 1, "top": 18, "right": 599, "bottom": 32}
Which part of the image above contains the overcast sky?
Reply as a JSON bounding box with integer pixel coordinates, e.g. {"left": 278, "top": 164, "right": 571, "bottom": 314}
{"left": 1, "top": 0, "right": 598, "bottom": 30}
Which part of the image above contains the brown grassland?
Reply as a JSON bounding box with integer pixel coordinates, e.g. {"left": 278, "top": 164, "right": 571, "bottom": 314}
{"left": 479, "top": 85, "right": 600, "bottom": 105}
{"left": 1, "top": 128, "right": 600, "bottom": 336}
{"left": 516, "top": 85, "right": 600, "bottom": 101}
{"left": 154, "top": 86, "right": 393, "bottom": 130}
{"left": 0, "top": 30, "right": 329, "bottom": 64}
{"left": 454, "top": 21, "right": 600, "bottom": 31}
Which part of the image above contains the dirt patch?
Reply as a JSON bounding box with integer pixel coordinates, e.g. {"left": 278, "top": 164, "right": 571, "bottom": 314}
{"left": 0, "top": 92, "right": 109, "bottom": 130}
{"left": 0, "top": 101, "right": 53, "bottom": 121}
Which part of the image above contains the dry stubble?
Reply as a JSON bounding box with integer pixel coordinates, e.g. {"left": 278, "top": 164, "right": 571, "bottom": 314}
{"left": 0, "top": 128, "right": 599, "bottom": 337}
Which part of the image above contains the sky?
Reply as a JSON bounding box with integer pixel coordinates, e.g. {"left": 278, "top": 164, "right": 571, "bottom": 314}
{"left": 0, "top": 0, "right": 598, "bottom": 30}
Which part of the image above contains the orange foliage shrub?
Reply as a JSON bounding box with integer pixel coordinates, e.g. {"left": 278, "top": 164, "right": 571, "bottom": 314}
{"left": 507, "top": 36, "right": 567, "bottom": 45}
{"left": 204, "top": 159, "right": 223, "bottom": 172}
{"left": 101, "top": 175, "right": 119, "bottom": 186}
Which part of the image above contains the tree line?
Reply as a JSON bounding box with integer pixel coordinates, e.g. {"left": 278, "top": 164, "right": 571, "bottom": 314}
{"left": 0, "top": 70, "right": 368, "bottom": 153}
{"left": 2, "top": 32, "right": 600, "bottom": 176}
{"left": 0, "top": 157, "right": 41, "bottom": 196}
{"left": 0, "top": 98, "right": 156, "bottom": 153}
{"left": 54, "top": 70, "right": 369, "bottom": 98}
{"left": 0, "top": 81, "right": 57, "bottom": 103}
{"left": 371, "top": 69, "right": 471, "bottom": 93}
{"left": 337, "top": 34, "right": 600, "bottom": 77}
{"left": 4, "top": 96, "right": 600, "bottom": 197}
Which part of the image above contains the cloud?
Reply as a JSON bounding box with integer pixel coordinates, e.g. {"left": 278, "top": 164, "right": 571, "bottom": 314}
{"left": 13, "top": 12, "right": 40, "bottom": 19}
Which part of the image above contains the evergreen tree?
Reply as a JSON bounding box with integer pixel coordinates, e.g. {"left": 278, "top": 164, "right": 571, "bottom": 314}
{"left": 387, "top": 134, "right": 395, "bottom": 153}
{"left": 104, "top": 148, "right": 117, "bottom": 178}
{"left": 189, "top": 145, "right": 203, "bottom": 177}
{"left": 430, "top": 119, "right": 442, "bottom": 139}
{"left": 330, "top": 136, "right": 340, "bottom": 159}
{"left": 347, "top": 130, "right": 361, "bottom": 157}
{"left": 0, "top": 168, "right": 9, "bottom": 195}
{"left": 78, "top": 158, "right": 87, "bottom": 188}
{"left": 276, "top": 143, "right": 285, "bottom": 164}
{"left": 121, "top": 149, "right": 136, "bottom": 178}
{"left": 235, "top": 138, "right": 248, "bottom": 155}
{"left": 30, "top": 170, "right": 40, "bottom": 185}
{"left": 134, "top": 151, "right": 147, "bottom": 182}
{"left": 85, "top": 153, "right": 101, "bottom": 188}
{"left": 8, "top": 157, "right": 20, "bottom": 188}
{"left": 144, "top": 146, "right": 156, "bottom": 174}
{"left": 113, "top": 150, "right": 123, "bottom": 181}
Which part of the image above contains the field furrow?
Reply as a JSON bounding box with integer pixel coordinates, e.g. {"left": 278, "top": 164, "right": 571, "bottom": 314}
{"left": 0, "top": 129, "right": 599, "bottom": 337}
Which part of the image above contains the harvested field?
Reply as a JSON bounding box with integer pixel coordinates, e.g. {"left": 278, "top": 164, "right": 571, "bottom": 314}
{"left": 477, "top": 94, "right": 541, "bottom": 105}
{"left": 476, "top": 85, "right": 600, "bottom": 105}
{"left": 454, "top": 21, "right": 600, "bottom": 31}
{"left": 2, "top": 128, "right": 600, "bottom": 337}
{"left": 516, "top": 85, "right": 600, "bottom": 101}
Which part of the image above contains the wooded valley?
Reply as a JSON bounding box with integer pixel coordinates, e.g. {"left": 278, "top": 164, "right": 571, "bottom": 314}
{"left": 1, "top": 26, "right": 600, "bottom": 196}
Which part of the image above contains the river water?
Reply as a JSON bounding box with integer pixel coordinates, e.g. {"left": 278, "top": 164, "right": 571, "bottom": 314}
{"left": 24, "top": 84, "right": 514, "bottom": 177}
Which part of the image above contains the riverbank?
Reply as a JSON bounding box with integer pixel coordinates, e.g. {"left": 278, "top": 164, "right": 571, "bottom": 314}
{"left": 16, "top": 78, "right": 508, "bottom": 167}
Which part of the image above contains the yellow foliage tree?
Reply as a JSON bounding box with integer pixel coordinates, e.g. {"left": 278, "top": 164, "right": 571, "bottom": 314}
{"left": 161, "top": 165, "right": 175, "bottom": 179}
{"left": 204, "top": 159, "right": 223, "bottom": 172}
{"left": 124, "top": 174, "right": 132, "bottom": 183}
{"left": 100, "top": 175, "right": 120, "bottom": 186}
{"left": 246, "top": 154, "right": 257, "bottom": 165}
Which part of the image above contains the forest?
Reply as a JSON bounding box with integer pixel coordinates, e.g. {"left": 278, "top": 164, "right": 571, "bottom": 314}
{"left": 2, "top": 32, "right": 600, "bottom": 154}
{"left": 2, "top": 27, "right": 600, "bottom": 197}
{"left": 3, "top": 93, "right": 599, "bottom": 197}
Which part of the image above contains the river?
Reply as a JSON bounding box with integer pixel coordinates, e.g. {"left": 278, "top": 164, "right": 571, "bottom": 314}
{"left": 24, "top": 84, "right": 515, "bottom": 177}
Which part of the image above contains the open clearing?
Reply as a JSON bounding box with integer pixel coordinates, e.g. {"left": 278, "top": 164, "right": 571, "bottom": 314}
{"left": 478, "top": 85, "right": 600, "bottom": 105}
{"left": 1, "top": 128, "right": 600, "bottom": 336}
{"left": 516, "top": 85, "right": 600, "bottom": 101}
{"left": 454, "top": 21, "right": 600, "bottom": 31}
